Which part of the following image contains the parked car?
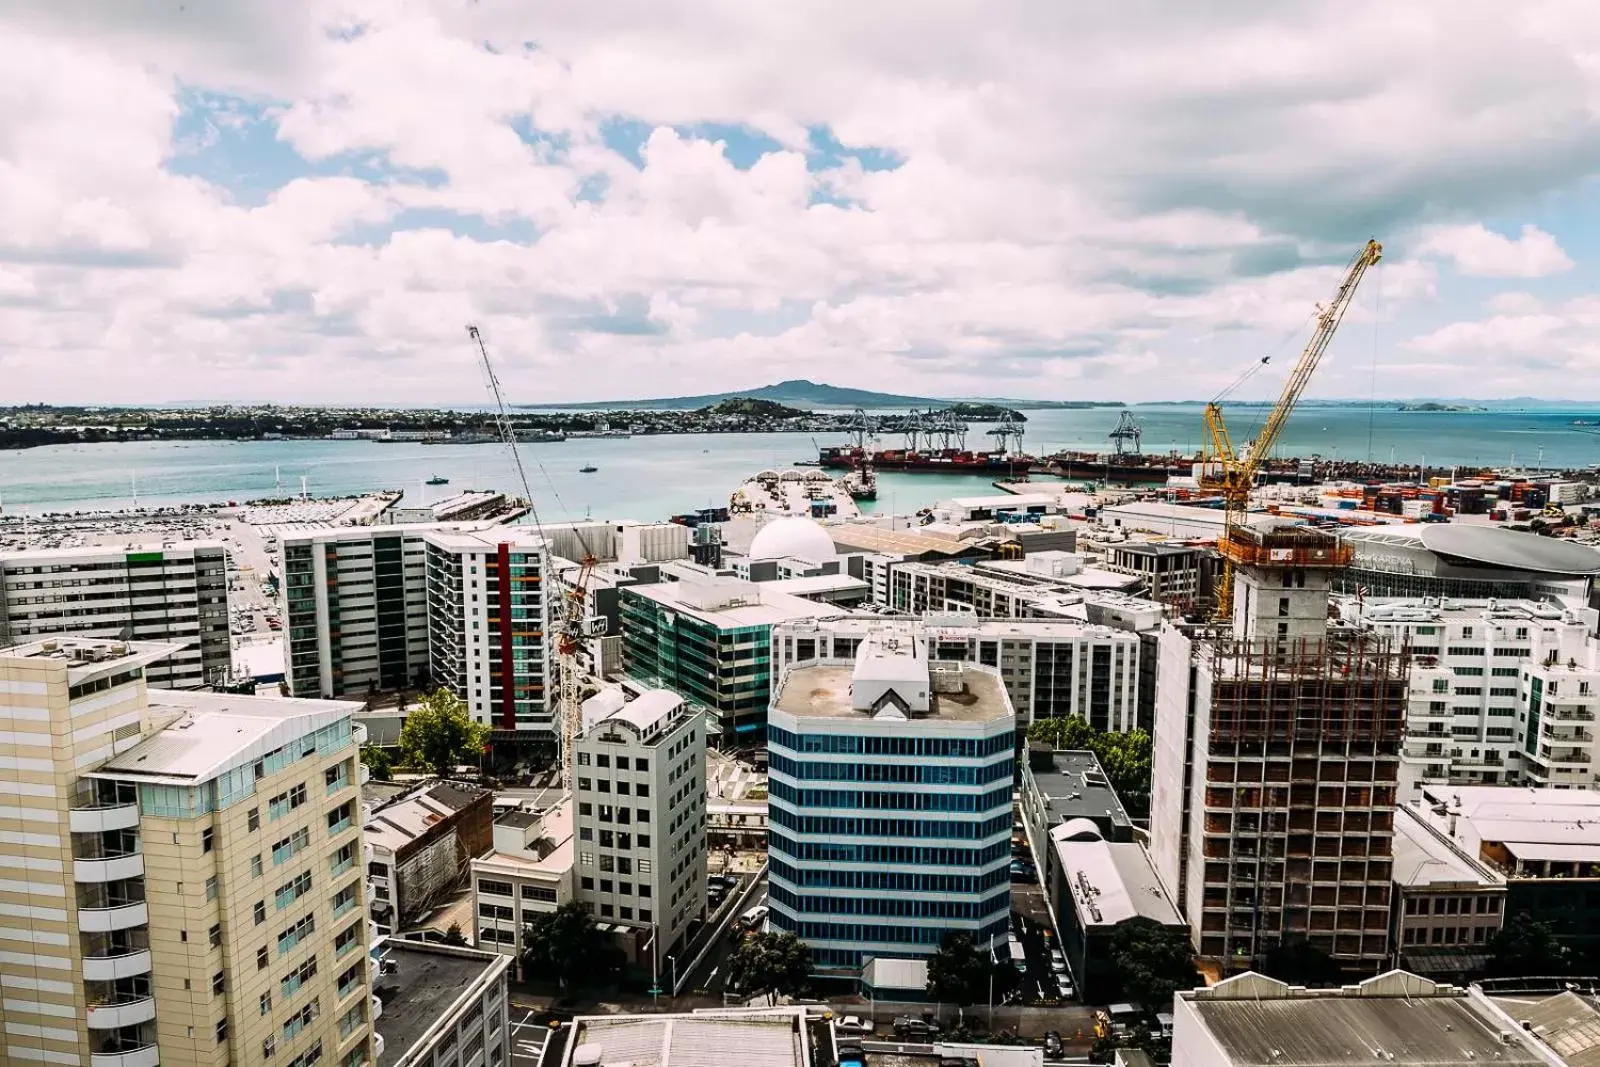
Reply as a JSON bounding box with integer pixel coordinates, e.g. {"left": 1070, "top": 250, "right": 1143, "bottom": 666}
{"left": 894, "top": 1016, "right": 941, "bottom": 1039}
{"left": 836, "top": 1016, "right": 872, "bottom": 1035}
{"left": 1044, "top": 1031, "right": 1065, "bottom": 1058}
{"left": 1057, "top": 978, "right": 1075, "bottom": 1001}
{"left": 1049, "top": 949, "right": 1067, "bottom": 974}
{"left": 836, "top": 1044, "right": 866, "bottom": 1067}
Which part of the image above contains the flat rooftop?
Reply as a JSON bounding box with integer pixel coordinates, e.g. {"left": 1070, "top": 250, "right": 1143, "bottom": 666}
{"left": 373, "top": 940, "right": 507, "bottom": 1066}
{"left": 624, "top": 580, "right": 836, "bottom": 628}
{"left": 0, "top": 636, "right": 182, "bottom": 679}
{"left": 1056, "top": 836, "right": 1181, "bottom": 928}
{"left": 94, "top": 689, "right": 351, "bottom": 786}
{"left": 1184, "top": 972, "right": 1546, "bottom": 1067}
{"left": 773, "top": 661, "right": 1011, "bottom": 722}
{"left": 1485, "top": 991, "right": 1600, "bottom": 1067}
{"left": 1392, "top": 805, "right": 1503, "bottom": 890}
{"left": 563, "top": 1010, "right": 810, "bottom": 1067}
{"left": 1029, "top": 749, "right": 1132, "bottom": 834}
{"left": 826, "top": 522, "right": 977, "bottom": 558}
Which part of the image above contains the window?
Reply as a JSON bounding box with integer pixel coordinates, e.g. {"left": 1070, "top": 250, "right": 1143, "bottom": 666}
{"left": 336, "top": 962, "right": 364, "bottom": 999}
{"left": 581, "top": 877, "right": 594, "bottom": 890}
{"left": 216, "top": 1017, "right": 229, "bottom": 1045}
{"left": 283, "top": 999, "right": 319, "bottom": 1041}
{"left": 205, "top": 875, "right": 218, "bottom": 901}
{"left": 639, "top": 884, "right": 651, "bottom": 898}
{"left": 258, "top": 946, "right": 270, "bottom": 970}
{"left": 264, "top": 1036, "right": 276, "bottom": 1060}
{"left": 522, "top": 884, "right": 557, "bottom": 903}
{"left": 330, "top": 842, "right": 355, "bottom": 876}
{"left": 272, "top": 828, "right": 311, "bottom": 866}
{"left": 597, "top": 755, "right": 609, "bottom": 768}
{"left": 636, "top": 784, "right": 649, "bottom": 798}
{"left": 639, "top": 908, "right": 652, "bottom": 922}
{"left": 332, "top": 882, "right": 358, "bottom": 918}
{"left": 255, "top": 901, "right": 267, "bottom": 925}
{"left": 478, "top": 879, "right": 513, "bottom": 897}
{"left": 202, "top": 827, "right": 215, "bottom": 853}
{"left": 326, "top": 800, "right": 352, "bottom": 834}
{"left": 324, "top": 763, "right": 348, "bottom": 791}
{"left": 578, "top": 752, "right": 591, "bottom": 766}
{"left": 334, "top": 921, "right": 361, "bottom": 957}
{"left": 283, "top": 955, "right": 319, "bottom": 998}
{"left": 209, "top": 924, "right": 222, "bottom": 949}
{"left": 579, "top": 827, "right": 593, "bottom": 841}
{"left": 616, "top": 757, "right": 629, "bottom": 770}
{"left": 617, "top": 832, "right": 631, "bottom": 849}
{"left": 270, "top": 783, "right": 309, "bottom": 821}
{"left": 278, "top": 914, "right": 316, "bottom": 956}
{"left": 578, "top": 803, "right": 592, "bottom": 817}
{"left": 636, "top": 808, "right": 649, "bottom": 823}
{"left": 636, "top": 758, "right": 648, "bottom": 772}
{"left": 277, "top": 871, "right": 314, "bottom": 910}
{"left": 213, "top": 971, "right": 226, "bottom": 995}
{"left": 249, "top": 807, "right": 261, "bottom": 832}
{"left": 638, "top": 834, "right": 651, "bottom": 847}
{"left": 600, "top": 855, "right": 615, "bottom": 873}
{"left": 251, "top": 854, "right": 264, "bottom": 880}
{"left": 261, "top": 991, "right": 273, "bottom": 1016}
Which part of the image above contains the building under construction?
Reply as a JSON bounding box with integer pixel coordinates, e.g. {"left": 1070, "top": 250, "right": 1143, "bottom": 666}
{"left": 1151, "top": 520, "right": 1409, "bottom": 976}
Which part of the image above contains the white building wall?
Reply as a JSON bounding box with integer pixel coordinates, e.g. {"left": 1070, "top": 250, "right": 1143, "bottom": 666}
{"left": 1149, "top": 624, "right": 1194, "bottom": 918}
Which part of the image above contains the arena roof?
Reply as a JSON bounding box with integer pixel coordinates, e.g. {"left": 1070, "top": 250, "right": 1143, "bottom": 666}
{"left": 1418, "top": 525, "right": 1600, "bottom": 575}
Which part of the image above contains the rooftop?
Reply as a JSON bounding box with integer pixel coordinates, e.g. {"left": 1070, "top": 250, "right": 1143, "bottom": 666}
{"left": 624, "top": 579, "right": 836, "bottom": 628}
{"left": 826, "top": 522, "right": 978, "bottom": 558}
{"left": 1055, "top": 834, "right": 1182, "bottom": 928}
{"left": 1391, "top": 805, "right": 1504, "bottom": 890}
{"left": 364, "top": 781, "right": 491, "bottom": 854}
{"left": 1415, "top": 787, "right": 1600, "bottom": 869}
{"left": 93, "top": 689, "right": 352, "bottom": 786}
{"left": 580, "top": 688, "right": 691, "bottom": 742}
{"left": 0, "top": 636, "right": 183, "bottom": 681}
{"left": 1484, "top": 991, "right": 1600, "bottom": 1067}
{"left": 372, "top": 940, "right": 509, "bottom": 1067}
{"left": 773, "top": 658, "right": 1012, "bottom": 723}
{"left": 1181, "top": 971, "right": 1546, "bottom": 1067}
{"left": 563, "top": 1009, "right": 812, "bottom": 1067}
{"left": 1028, "top": 749, "right": 1132, "bottom": 835}
{"left": 0, "top": 538, "right": 227, "bottom": 561}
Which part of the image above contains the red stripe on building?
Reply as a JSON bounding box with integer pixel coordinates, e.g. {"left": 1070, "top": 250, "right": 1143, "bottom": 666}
{"left": 497, "top": 542, "right": 516, "bottom": 730}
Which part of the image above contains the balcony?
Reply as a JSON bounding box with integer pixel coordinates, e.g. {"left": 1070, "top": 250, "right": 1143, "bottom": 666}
{"left": 90, "top": 1046, "right": 159, "bottom": 1067}
{"left": 71, "top": 804, "right": 141, "bottom": 834}
{"left": 79, "top": 903, "right": 149, "bottom": 933}
{"left": 353, "top": 723, "right": 368, "bottom": 746}
{"left": 83, "top": 951, "right": 153, "bottom": 982}
{"left": 76, "top": 853, "right": 145, "bottom": 883}
{"left": 88, "top": 997, "right": 157, "bottom": 1030}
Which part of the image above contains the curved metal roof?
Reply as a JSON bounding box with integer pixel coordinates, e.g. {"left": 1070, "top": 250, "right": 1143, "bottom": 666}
{"left": 1418, "top": 524, "right": 1600, "bottom": 575}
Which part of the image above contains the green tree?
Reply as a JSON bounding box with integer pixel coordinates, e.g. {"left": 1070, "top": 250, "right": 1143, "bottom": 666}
{"left": 522, "top": 901, "right": 615, "bottom": 990}
{"left": 928, "top": 932, "right": 992, "bottom": 1009}
{"left": 727, "top": 931, "right": 811, "bottom": 1000}
{"left": 361, "top": 746, "right": 393, "bottom": 782}
{"left": 442, "top": 922, "right": 467, "bottom": 947}
{"left": 1260, "top": 934, "right": 1343, "bottom": 987}
{"left": 1027, "top": 715, "right": 1098, "bottom": 752}
{"left": 399, "top": 688, "right": 490, "bottom": 779}
{"left": 1109, "top": 919, "right": 1199, "bottom": 1008}
{"left": 1488, "top": 912, "right": 1571, "bottom": 978}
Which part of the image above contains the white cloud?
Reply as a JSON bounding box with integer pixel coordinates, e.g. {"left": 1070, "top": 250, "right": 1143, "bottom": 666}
{"left": 1403, "top": 295, "right": 1600, "bottom": 385}
{"left": 1, "top": 1, "right": 1600, "bottom": 403}
{"left": 1416, "top": 223, "right": 1574, "bottom": 278}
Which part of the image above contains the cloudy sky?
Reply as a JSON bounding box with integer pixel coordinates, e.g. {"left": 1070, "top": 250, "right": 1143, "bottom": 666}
{"left": 3, "top": 1, "right": 1598, "bottom": 406}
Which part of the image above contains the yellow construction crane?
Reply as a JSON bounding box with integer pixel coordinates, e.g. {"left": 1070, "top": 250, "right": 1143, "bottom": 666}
{"left": 1202, "top": 238, "right": 1383, "bottom": 619}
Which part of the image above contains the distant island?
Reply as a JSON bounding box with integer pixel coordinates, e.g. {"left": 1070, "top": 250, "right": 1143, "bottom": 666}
{"left": 1398, "top": 402, "right": 1486, "bottom": 412}
{"left": 516, "top": 379, "right": 1119, "bottom": 412}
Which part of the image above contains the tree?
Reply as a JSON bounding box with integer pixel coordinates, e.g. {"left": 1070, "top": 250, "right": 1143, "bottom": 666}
{"left": 928, "top": 932, "right": 992, "bottom": 1009}
{"left": 727, "top": 931, "right": 811, "bottom": 1000}
{"left": 1488, "top": 912, "right": 1571, "bottom": 978}
{"left": 1260, "top": 935, "right": 1343, "bottom": 987}
{"left": 1109, "top": 919, "right": 1199, "bottom": 1008}
{"left": 361, "top": 746, "right": 393, "bottom": 782}
{"left": 398, "top": 688, "right": 490, "bottom": 779}
{"left": 442, "top": 922, "right": 467, "bottom": 947}
{"left": 522, "top": 901, "right": 616, "bottom": 990}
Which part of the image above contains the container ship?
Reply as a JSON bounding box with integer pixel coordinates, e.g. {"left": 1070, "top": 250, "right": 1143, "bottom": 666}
{"left": 817, "top": 444, "right": 1036, "bottom": 474}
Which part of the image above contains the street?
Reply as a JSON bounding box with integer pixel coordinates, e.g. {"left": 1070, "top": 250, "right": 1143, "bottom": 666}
{"left": 508, "top": 1007, "right": 549, "bottom": 1067}
{"left": 681, "top": 869, "right": 768, "bottom": 995}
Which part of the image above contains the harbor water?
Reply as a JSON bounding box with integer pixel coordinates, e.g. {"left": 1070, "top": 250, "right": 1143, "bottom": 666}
{"left": 2, "top": 405, "right": 1598, "bottom": 521}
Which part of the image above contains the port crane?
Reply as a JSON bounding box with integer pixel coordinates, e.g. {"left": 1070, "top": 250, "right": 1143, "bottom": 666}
{"left": 1108, "top": 410, "right": 1142, "bottom": 456}
{"left": 1201, "top": 239, "right": 1383, "bottom": 620}
{"left": 467, "top": 325, "right": 603, "bottom": 793}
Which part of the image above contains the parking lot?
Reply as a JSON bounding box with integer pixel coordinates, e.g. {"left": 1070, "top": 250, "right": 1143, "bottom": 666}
{"left": 508, "top": 1007, "right": 551, "bottom": 1067}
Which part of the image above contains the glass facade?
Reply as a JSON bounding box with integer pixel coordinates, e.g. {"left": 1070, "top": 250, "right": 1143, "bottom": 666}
{"left": 619, "top": 590, "right": 774, "bottom": 740}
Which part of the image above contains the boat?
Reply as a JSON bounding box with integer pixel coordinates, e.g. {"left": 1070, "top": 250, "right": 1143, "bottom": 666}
{"left": 425, "top": 475, "right": 449, "bottom": 486}
{"left": 841, "top": 464, "right": 877, "bottom": 502}
{"left": 817, "top": 443, "right": 1036, "bottom": 474}
{"left": 579, "top": 464, "right": 599, "bottom": 473}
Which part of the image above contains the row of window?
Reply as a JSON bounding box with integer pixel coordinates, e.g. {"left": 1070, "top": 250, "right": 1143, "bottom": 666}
{"left": 577, "top": 828, "right": 652, "bottom": 848}
{"left": 770, "top": 839, "right": 1010, "bottom": 868}
{"left": 577, "top": 777, "right": 649, "bottom": 797}
{"left": 768, "top": 726, "right": 1014, "bottom": 759}
{"left": 770, "top": 858, "right": 1009, "bottom": 894}
{"left": 771, "top": 883, "right": 1010, "bottom": 919}
{"left": 778, "top": 916, "right": 1006, "bottom": 946}
{"left": 767, "top": 751, "right": 1011, "bottom": 785}
{"left": 769, "top": 808, "right": 1012, "bottom": 841}
{"left": 575, "top": 752, "right": 650, "bottom": 771}
{"left": 768, "top": 781, "right": 1012, "bottom": 814}
{"left": 579, "top": 802, "right": 651, "bottom": 825}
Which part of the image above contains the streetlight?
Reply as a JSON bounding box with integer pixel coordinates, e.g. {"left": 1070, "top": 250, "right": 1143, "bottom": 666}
{"left": 667, "top": 954, "right": 677, "bottom": 996}
{"left": 647, "top": 924, "right": 661, "bottom": 1003}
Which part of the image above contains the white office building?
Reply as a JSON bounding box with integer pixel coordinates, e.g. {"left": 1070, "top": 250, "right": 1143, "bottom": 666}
{"left": 1346, "top": 598, "right": 1599, "bottom": 793}
{"left": 766, "top": 630, "right": 1016, "bottom": 973}
{"left": 574, "top": 688, "right": 707, "bottom": 958}
{"left": 0, "top": 540, "right": 231, "bottom": 688}
{"left": 773, "top": 614, "right": 1142, "bottom": 731}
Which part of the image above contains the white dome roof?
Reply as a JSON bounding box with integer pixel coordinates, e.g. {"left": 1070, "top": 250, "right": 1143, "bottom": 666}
{"left": 748, "top": 516, "right": 837, "bottom": 564}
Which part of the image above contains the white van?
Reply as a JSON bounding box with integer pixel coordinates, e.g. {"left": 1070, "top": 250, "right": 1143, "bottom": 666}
{"left": 740, "top": 904, "right": 769, "bottom": 927}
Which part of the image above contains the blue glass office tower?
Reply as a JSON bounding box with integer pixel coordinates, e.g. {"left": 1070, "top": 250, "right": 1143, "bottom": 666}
{"left": 766, "top": 632, "right": 1015, "bottom": 972}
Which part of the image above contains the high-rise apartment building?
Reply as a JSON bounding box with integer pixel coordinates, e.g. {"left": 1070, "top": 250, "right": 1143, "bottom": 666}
{"left": 772, "top": 615, "right": 1143, "bottom": 731}
{"left": 0, "top": 541, "right": 231, "bottom": 688}
{"left": 1151, "top": 521, "right": 1407, "bottom": 976}
{"left": 281, "top": 524, "right": 554, "bottom": 739}
{"left": 1346, "top": 598, "right": 1597, "bottom": 793}
{"left": 0, "top": 634, "right": 373, "bottom": 1067}
{"left": 767, "top": 631, "right": 1015, "bottom": 972}
{"left": 573, "top": 689, "right": 706, "bottom": 959}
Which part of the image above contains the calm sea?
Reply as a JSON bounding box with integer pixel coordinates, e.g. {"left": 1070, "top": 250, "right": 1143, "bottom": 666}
{"left": 2, "top": 405, "right": 1596, "bottom": 521}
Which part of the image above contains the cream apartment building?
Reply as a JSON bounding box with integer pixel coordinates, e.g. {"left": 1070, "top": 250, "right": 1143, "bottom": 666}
{"left": 0, "top": 635, "right": 374, "bottom": 1067}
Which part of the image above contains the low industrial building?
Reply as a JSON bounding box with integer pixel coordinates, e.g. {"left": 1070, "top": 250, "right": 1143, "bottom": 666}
{"left": 558, "top": 1008, "right": 824, "bottom": 1067}
{"left": 1337, "top": 524, "right": 1600, "bottom": 605}
{"left": 371, "top": 939, "right": 511, "bottom": 1067}
{"left": 1048, "top": 821, "right": 1185, "bottom": 1003}
{"left": 1099, "top": 502, "right": 1228, "bottom": 541}
{"left": 1102, "top": 542, "right": 1205, "bottom": 613}
{"left": 1410, "top": 784, "right": 1600, "bottom": 964}
{"left": 364, "top": 780, "right": 495, "bottom": 936}
{"left": 1390, "top": 803, "right": 1506, "bottom": 978}
{"left": 469, "top": 797, "right": 575, "bottom": 967}
{"left": 1172, "top": 970, "right": 1549, "bottom": 1067}
{"left": 1021, "top": 747, "right": 1134, "bottom": 873}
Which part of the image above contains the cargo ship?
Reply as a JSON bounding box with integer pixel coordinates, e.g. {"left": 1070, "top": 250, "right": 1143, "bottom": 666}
{"left": 817, "top": 444, "right": 1036, "bottom": 474}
